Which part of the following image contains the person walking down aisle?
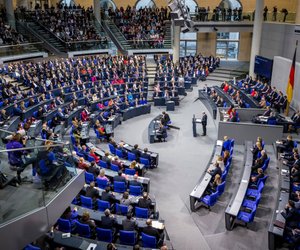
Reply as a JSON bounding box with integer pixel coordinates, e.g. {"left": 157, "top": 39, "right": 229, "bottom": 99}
{"left": 201, "top": 111, "right": 207, "bottom": 136}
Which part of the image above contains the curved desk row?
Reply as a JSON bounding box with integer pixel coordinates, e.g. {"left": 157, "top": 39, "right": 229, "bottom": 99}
{"left": 229, "top": 82, "right": 260, "bottom": 109}
{"left": 121, "top": 104, "right": 151, "bottom": 121}
{"left": 189, "top": 141, "right": 223, "bottom": 211}
{"left": 268, "top": 159, "right": 290, "bottom": 250}
{"left": 225, "top": 141, "right": 252, "bottom": 230}
{"left": 198, "top": 89, "right": 217, "bottom": 120}
{"left": 214, "top": 86, "right": 236, "bottom": 108}
{"left": 148, "top": 114, "right": 163, "bottom": 144}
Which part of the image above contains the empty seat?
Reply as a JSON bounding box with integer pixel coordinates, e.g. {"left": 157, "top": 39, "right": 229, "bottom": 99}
{"left": 85, "top": 172, "right": 94, "bottom": 184}
{"left": 80, "top": 195, "right": 93, "bottom": 209}
{"left": 96, "top": 228, "right": 113, "bottom": 243}
{"left": 135, "top": 206, "right": 148, "bottom": 218}
{"left": 74, "top": 221, "right": 91, "bottom": 238}
{"left": 57, "top": 218, "right": 72, "bottom": 233}
{"left": 114, "top": 181, "right": 126, "bottom": 193}
{"left": 119, "top": 230, "right": 136, "bottom": 246}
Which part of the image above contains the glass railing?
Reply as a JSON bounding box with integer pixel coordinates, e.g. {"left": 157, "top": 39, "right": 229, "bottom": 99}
{"left": 190, "top": 11, "right": 296, "bottom": 23}
{"left": 0, "top": 42, "right": 44, "bottom": 57}
{"left": 0, "top": 129, "right": 78, "bottom": 225}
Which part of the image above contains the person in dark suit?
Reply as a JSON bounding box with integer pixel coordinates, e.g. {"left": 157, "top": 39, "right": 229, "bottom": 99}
{"left": 208, "top": 162, "right": 222, "bottom": 178}
{"left": 277, "top": 135, "right": 295, "bottom": 153}
{"left": 140, "top": 148, "right": 151, "bottom": 161}
{"left": 291, "top": 165, "right": 300, "bottom": 183}
{"left": 138, "top": 192, "right": 152, "bottom": 210}
{"left": 87, "top": 161, "right": 100, "bottom": 177}
{"left": 113, "top": 170, "right": 126, "bottom": 183}
{"left": 101, "top": 187, "right": 115, "bottom": 203}
{"left": 129, "top": 174, "right": 143, "bottom": 191}
{"left": 142, "top": 219, "right": 164, "bottom": 247}
{"left": 281, "top": 200, "right": 300, "bottom": 228}
{"left": 250, "top": 168, "right": 265, "bottom": 184}
{"left": 13, "top": 104, "right": 23, "bottom": 116}
{"left": 288, "top": 111, "right": 300, "bottom": 133}
{"left": 156, "top": 122, "right": 167, "bottom": 142}
{"left": 262, "top": 106, "right": 272, "bottom": 117}
{"left": 161, "top": 111, "right": 170, "bottom": 126}
{"left": 100, "top": 209, "right": 116, "bottom": 230}
{"left": 85, "top": 181, "right": 99, "bottom": 201}
{"left": 131, "top": 144, "right": 140, "bottom": 160}
{"left": 122, "top": 213, "right": 138, "bottom": 231}
{"left": 201, "top": 111, "right": 207, "bottom": 136}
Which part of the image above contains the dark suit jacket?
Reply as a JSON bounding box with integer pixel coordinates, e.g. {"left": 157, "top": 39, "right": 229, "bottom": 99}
{"left": 114, "top": 175, "right": 126, "bottom": 183}
{"left": 201, "top": 114, "right": 207, "bottom": 125}
{"left": 142, "top": 226, "right": 160, "bottom": 241}
{"left": 101, "top": 191, "right": 115, "bottom": 203}
{"left": 129, "top": 180, "right": 142, "bottom": 187}
{"left": 131, "top": 148, "right": 140, "bottom": 158}
{"left": 210, "top": 166, "right": 222, "bottom": 177}
{"left": 138, "top": 198, "right": 152, "bottom": 209}
{"left": 140, "top": 152, "right": 151, "bottom": 161}
{"left": 100, "top": 216, "right": 116, "bottom": 229}
{"left": 262, "top": 109, "right": 271, "bottom": 117}
{"left": 122, "top": 218, "right": 137, "bottom": 231}
{"left": 85, "top": 186, "right": 99, "bottom": 199}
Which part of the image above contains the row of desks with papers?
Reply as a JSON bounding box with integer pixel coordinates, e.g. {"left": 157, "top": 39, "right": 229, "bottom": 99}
{"left": 71, "top": 204, "right": 163, "bottom": 230}
{"left": 82, "top": 184, "right": 156, "bottom": 212}
{"left": 86, "top": 142, "right": 146, "bottom": 177}
{"left": 189, "top": 140, "right": 223, "bottom": 212}
{"left": 268, "top": 160, "right": 291, "bottom": 250}
{"left": 225, "top": 141, "right": 253, "bottom": 230}
{"left": 121, "top": 104, "right": 151, "bottom": 121}
{"left": 229, "top": 83, "right": 260, "bottom": 108}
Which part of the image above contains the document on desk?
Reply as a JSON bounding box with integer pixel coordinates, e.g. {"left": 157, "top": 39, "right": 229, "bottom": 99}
{"left": 86, "top": 243, "right": 97, "bottom": 250}
{"left": 216, "top": 140, "right": 223, "bottom": 146}
{"left": 152, "top": 220, "right": 164, "bottom": 230}
{"left": 195, "top": 118, "right": 202, "bottom": 123}
{"left": 79, "top": 240, "right": 90, "bottom": 250}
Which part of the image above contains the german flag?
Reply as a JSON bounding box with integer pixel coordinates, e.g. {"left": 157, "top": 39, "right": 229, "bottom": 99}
{"left": 286, "top": 44, "right": 297, "bottom": 103}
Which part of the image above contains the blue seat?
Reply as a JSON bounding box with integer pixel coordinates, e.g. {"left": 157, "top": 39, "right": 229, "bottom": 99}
{"left": 125, "top": 168, "right": 136, "bottom": 176}
{"left": 127, "top": 152, "right": 136, "bottom": 161}
{"left": 116, "top": 149, "right": 124, "bottom": 158}
{"left": 141, "top": 233, "right": 157, "bottom": 248}
{"left": 85, "top": 172, "right": 94, "bottom": 184}
{"left": 246, "top": 182, "right": 264, "bottom": 198}
{"left": 80, "top": 195, "right": 93, "bottom": 209}
{"left": 96, "top": 228, "right": 113, "bottom": 243}
{"left": 294, "top": 141, "right": 298, "bottom": 148}
{"left": 140, "top": 157, "right": 150, "bottom": 168}
{"left": 95, "top": 130, "right": 106, "bottom": 140}
{"left": 99, "top": 160, "right": 108, "bottom": 169}
{"left": 114, "top": 181, "right": 126, "bottom": 193}
{"left": 230, "top": 139, "right": 235, "bottom": 149}
{"left": 216, "top": 181, "right": 226, "bottom": 196}
{"left": 47, "top": 119, "right": 52, "bottom": 128}
{"left": 110, "top": 163, "right": 119, "bottom": 172}
{"left": 201, "top": 191, "right": 219, "bottom": 209}
{"left": 135, "top": 207, "right": 148, "bottom": 218}
{"left": 96, "top": 178, "right": 109, "bottom": 189}
{"left": 119, "top": 230, "right": 136, "bottom": 246}
{"left": 57, "top": 218, "right": 72, "bottom": 233}
{"left": 33, "top": 111, "right": 38, "bottom": 118}
{"left": 70, "top": 135, "right": 76, "bottom": 145}
{"left": 97, "top": 199, "right": 110, "bottom": 212}
{"left": 129, "top": 185, "right": 142, "bottom": 196}
{"left": 237, "top": 204, "right": 257, "bottom": 224}
{"left": 108, "top": 144, "right": 116, "bottom": 154}
{"left": 75, "top": 221, "right": 91, "bottom": 238}
{"left": 221, "top": 170, "right": 228, "bottom": 182}
{"left": 87, "top": 155, "right": 95, "bottom": 163}
{"left": 24, "top": 244, "right": 41, "bottom": 250}
{"left": 242, "top": 193, "right": 261, "bottom": 210}
{"left": 115, "top": 203, "right": 129, "bottom": 215}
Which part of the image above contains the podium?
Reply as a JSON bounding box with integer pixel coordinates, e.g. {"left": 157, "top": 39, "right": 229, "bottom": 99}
{"left": 192, "top": 115, "right": 202, "bottom": 137}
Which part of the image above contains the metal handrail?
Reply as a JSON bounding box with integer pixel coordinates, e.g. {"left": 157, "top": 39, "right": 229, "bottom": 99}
{"left": 0, "top": 41, "right": 44, "bottom": 49}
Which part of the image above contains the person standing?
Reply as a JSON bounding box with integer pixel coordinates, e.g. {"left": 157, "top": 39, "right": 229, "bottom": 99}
{"left": 263, "top": 6, "right": 268, "bottom": 21}
{"left": 201, "top": 111, "right": 207, "bottom": 136}
{"left": 272, "top": 6, "right": 277, "bottom": 21}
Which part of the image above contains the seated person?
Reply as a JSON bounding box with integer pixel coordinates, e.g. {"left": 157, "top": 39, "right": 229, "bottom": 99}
{"left": 161, "top": 111, "right": 170, "bottom": 126}
{"left": 100, "top": 209, "right": 116, "bottom": 230}
{"left": 251, "top": 141, "right": 263, "bottom": 164}
{"left": 85, "top": 181, "right": 99, "bottom": 201}
{"left": 89, "top": 148, "right": 100, "bottom": 163}
{"left": 223, "top": 150, "right": 230, "bottom": 165}
{"left": 156, "top": 122, "right": 167, "bottom": 142}
{"left": 222, "top": 136, "right": 231, "bottom": 152}
{"left": 60, "top": 206, "right": 78, "bottom": 227}
{"left": 101, "top": 186, "right": 116, "bottom": 203}
{"left": 291, "top": 165, "right": 300, "bottom": 183}
{"left": 142, "top": 219, "right": 164, "bottom": 247}
{"left": 131, "top": 144, "right": 141, "bottom": 160}
{"left": 122, "top": 213, "right": 138, "bottom": 231}
{"left": 78, "top": 157, "right": 89, "bottom": 170}
{"left": 207, "top": 162, "right": 222, "bottom": 178}
{"left": 250, "top": 168, "right": 265, "bottom": 185}
{"left": 277, "top": 135, "right": 295, "bottom": 153}
{"left": 281, "top": 200, "right": 300, "bottom": 228}
{"left": 102, "top": 151, "right": 111, "bottom": 165}
{"left": 113, "top": 170, "right": 126, "bottom": 183}
{"left": 205, "top": 174, "right": 222, "bottom": 195}
{"left": 129, "top": 174, "right": 143, "bottom": 190}
{"left": 111, "top": 156, "right": 124, "bottom": 170}
{"left": 80, "top": 211, "right": 96, "bottom": 230}
{"left": 288, "top": 110, "right": 300, "bottom": 133}
{"left": 251, "top": 150, "right": 268, "bottom": 172}
{"left": 87, "top": 161, "right": 100, "bottom": 177}
{"left": 138, "top": 192, "right": 152, "bottom": 210}
{"left": 98, "top": 169, "right": 110, "bottom": 182}
{"left": 120, "top": 191, "right": 134, "bottom": 213}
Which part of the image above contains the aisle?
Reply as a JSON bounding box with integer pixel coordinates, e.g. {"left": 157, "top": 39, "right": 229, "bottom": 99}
{"left": 113, "top": 81, "right": 216, "bottom": 250}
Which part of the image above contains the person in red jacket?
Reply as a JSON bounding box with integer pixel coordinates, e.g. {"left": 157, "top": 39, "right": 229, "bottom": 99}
{"left": 81, "top": 108, "right": 89, "bottom": 122}
{"left": 89, "top": 148, "right": 100, "bottom": 163}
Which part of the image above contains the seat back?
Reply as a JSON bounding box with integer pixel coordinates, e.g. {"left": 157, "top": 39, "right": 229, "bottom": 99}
{"left": 115, "top": 203, "right": 129, "bottom": 215}
{"left": 116, "top": 149, "right": 124, "bottom": 158}
{"left": 96, "top": 178, "right": 108, "bottom": 189}
{"left": 99, "top": 160, "right": 108, "bottom": 169}
{"left": 125, "top": 168, "right": 136, "bottom": 176}
{"left": 96, "top": 227, "right": 112, "bottom": 243}
{"left": 141, "top": 233, "right": 157, "bottom": 248}
{"left": 97, "top": 199, "right": 110, "bottom": 212}
{"left": 70, "top": 135, "right": 76, "bottom": 145}
{"left": 80, "top": 195, "right": 93, "bottom": 209}
{"left": 85, "top": 172, "right": 94, "bottom": 184}
{"left": 127, "top": 152, "right": 136, "bottom": 161}
{"left": 221, "top": 170, "right": 228, "bottom": 182}
{"left": 217, "top": 181, "right": 226, "bottom": 195}
{"left": 135, "top": 206, "right": 148, "bottom": 218}
{"left": 87, "top": 155, "right": 95, "bottom": 163}
{"left": 129, "top": 185, "right": 142, "bottom": 196}
{"left": 57, "top": 218, "right": 71, "bottom": 233}
{"left": 75, "top": 221, "right": 91, "bottom": 238}
{"left": 140, "top": 157, "right": 150, "bottom": 168}
{"left": 114, "top": 181, "right": 126, "bottom": 193}
{"left": 108, "top": 144, "right": 116, "bottom": 154}
{"left": 110, "top": 163, "right": 119, "bottom": 172}
{"left": 24, "top": 244, "right": 41, "bottom": 250}
{"left": 119, "top": 230, "right": 136, "bottom": 246}
{"left": 257, "top": 175, "right": 268, "bottom": 186}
